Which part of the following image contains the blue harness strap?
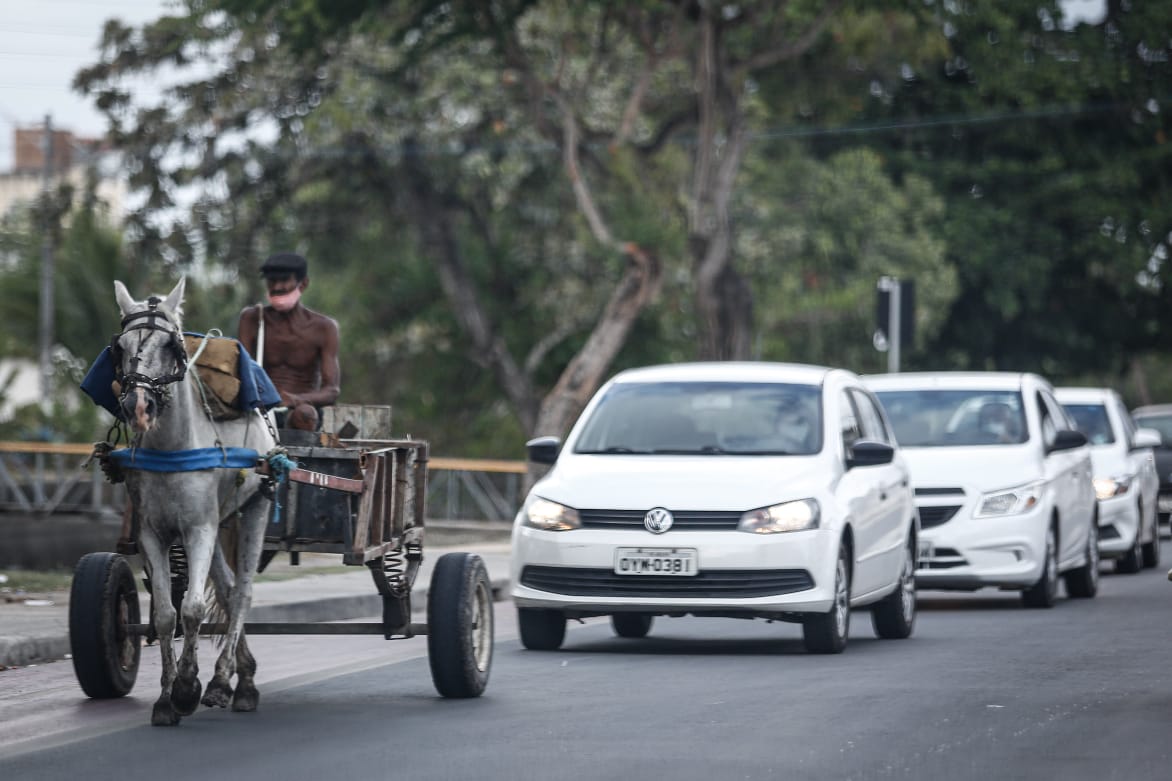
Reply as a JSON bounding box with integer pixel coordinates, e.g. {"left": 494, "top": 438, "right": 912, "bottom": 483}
{"left": 108, "top": 447, "right": 260, "bottom": 472}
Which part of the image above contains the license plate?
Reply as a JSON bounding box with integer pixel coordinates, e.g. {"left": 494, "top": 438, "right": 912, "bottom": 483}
{"left": 614, "top": 547, "right": 698, "bottom": 576}
{"left": 918, "top": 539, "right": 935, "bottom": 563}
{"left": 1160, "top": 496, "right": 1172, "bottom": 513}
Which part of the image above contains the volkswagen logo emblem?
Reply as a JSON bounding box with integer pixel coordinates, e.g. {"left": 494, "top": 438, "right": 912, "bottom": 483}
{"left": 644, "top": 507, "right": 674, "bottom": 534}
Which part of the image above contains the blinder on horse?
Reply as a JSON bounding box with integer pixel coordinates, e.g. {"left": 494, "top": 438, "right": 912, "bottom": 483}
{"left": 111, "top": 295, "right": 188, "bottom": 413}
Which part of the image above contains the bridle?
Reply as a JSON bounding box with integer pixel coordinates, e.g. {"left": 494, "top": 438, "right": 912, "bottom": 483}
{"left": 110, "top": 296, "right": 188, "bottom": 414}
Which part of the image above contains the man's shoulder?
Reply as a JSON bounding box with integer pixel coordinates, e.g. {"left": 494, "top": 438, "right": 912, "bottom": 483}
{"left": 299, "top": 307, "right": 339, "bottom": 330}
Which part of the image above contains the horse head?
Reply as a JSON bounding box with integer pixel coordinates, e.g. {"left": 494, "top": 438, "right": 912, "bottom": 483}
{"left": 112, "top": 278, "right": 188, "bottom": 432}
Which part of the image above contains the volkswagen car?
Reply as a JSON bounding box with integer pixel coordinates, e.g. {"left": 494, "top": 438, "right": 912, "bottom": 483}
{"left": 863, "top": 372, "right": 1098, "bottom": 607}
{"left": 510, "top": 362, "right": 919, "bottom": 654}
{"left": 1057, "top": 387, "right": 1161, "bottom": 572}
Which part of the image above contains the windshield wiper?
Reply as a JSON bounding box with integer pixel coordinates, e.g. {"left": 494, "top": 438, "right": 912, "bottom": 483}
{"left": 576, "top": 446, "right": 648, "bottom": 454}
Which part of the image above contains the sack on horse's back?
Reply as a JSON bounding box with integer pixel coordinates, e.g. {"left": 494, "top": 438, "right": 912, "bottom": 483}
{"left": 184, "top": 335, "right": 242, "bottom": 420}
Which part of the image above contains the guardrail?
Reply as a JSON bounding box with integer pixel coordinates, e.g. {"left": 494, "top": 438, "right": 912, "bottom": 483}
{"left": 0, "top": 442, "right": 527, "bottom": 523}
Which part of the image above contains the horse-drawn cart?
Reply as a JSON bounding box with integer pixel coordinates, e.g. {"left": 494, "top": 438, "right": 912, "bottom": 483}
{"left": 68, "top": 428, "right": 494, "bottom": 704}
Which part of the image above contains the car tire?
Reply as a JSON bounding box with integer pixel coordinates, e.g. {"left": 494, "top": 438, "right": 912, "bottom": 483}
{"left": 517, "top": 608, "right": 566, "bottom": 651}
{"left": 611, "top": 613, "right": 653, "bottom": 639}
{"left": 803, "top": 543, "right": 850, "bottom": 654}
{"left": 871, "top": 532, "right": 916, "bottom": 640}
{"left": 1022, "top": 526, "right": 1059, "bottom": 608}
{"left": 1116, "top": 515, "right": 1143, "bottom": 574}
{"left": 1142, "top": 511, "right": 1161, "bottom": 569}
{"left": 1065, "top": 519, "right": 1100, "bottom": 598}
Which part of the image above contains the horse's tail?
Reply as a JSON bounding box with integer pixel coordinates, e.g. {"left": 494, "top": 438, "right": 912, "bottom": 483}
{"left": 204, "top": 516, "right": 242, "bottom": 649}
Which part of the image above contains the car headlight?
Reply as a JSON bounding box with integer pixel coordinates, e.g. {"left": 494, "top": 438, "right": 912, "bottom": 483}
{"left": 1093, "top": 476, "right": 1132, "bottom": 500}
{"left": 975, "top": 481, "right": 1044, "bottom": 518}
{"left": 738, "top": 499, "right": 820, "bottom": 534}
{"left": 521, "top": 496, "right": 581, "bottom": 531}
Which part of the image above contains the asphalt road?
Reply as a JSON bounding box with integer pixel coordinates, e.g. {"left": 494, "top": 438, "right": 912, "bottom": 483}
{"left": 3, "top": 547, "right": 1172, "bottom": 780}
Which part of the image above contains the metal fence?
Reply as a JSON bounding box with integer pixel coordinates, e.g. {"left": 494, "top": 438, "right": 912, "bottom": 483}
{"left": 0, "top": 442, "right": 525, "bottom": 524}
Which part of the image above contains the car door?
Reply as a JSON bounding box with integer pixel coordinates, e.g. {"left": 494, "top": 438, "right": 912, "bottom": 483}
{"left": 838, "top": 386, "right": 906, "bottom": 599}
{"left": 1039, "top": 389, "right": 1093, "bottom": 566}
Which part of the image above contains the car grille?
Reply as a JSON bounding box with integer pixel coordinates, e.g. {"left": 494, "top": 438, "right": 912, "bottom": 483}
{"left": 915, "top": 487, "right": 966, "bottom": 496}
{"left": 578, "top": 509, "right": 743, "bottom": 530}
{"left": 918, "top": 505, "right": 961, "bottom": 528}
{"left": 520, "top": 565, "right": 815, "bottom": 598}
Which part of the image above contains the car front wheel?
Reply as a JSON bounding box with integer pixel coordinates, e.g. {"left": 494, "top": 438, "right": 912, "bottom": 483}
{"left": 871, "top": 532, "right": 916, "bottom": 640}
{"left": 518, "top": 608, "right": 566, "bottom": 651}
{"left": 1022, "top": 526, "right": 1059, "bottom": 608}
{"left": 803, "top": 543, "right": 850, "bottom": 654}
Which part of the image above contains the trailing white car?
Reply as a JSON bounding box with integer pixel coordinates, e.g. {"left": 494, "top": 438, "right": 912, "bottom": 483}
{"left": 863, "top": 372, "right": 1098, "bottom": 607}
{"left": 1056, "top": 386, "right": 1161, "bottom": 573}
{"left": 510, "top": 362, "right": 919, "bottom": 654}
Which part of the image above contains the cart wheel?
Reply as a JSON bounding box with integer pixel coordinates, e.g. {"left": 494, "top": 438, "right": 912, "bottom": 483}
{"left": 427, "top": 553, "right": 493, "bottom": 698}
{"left": 69, "top": 552, "right": 141, "bottom": 698}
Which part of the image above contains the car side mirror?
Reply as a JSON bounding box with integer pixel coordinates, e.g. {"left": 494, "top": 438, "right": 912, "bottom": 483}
{"left": 847, "top": 440, "right": 895, "bottom": 469}
{"left": 1047, "top": 428, "right": 1087, "bottom": 453}
{"left": 1133, "top": 428, "right": 1162, "bottom": 450}
{"left": 526, "top": 436, "right": 562, "bottom": 465}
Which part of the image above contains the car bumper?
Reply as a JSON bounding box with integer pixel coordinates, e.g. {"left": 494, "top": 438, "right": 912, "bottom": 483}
{"left": 510, "top": 526, "right": 840, "bottom": 616}
{"left": 1096, "top": 494, "right": 1140, "bottom": 557}
{"left": 915, "top": 503, "right": 1049, "bottom": 590}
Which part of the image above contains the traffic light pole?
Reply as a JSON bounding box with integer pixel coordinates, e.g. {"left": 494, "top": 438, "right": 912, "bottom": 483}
{"left": 877, "top": 276, "right": 901, "bottom": 373}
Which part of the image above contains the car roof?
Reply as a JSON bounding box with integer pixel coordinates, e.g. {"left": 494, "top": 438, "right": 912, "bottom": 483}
{"left": 861, "top": 371, "right": 1036, "bottom": 392}
{"left": 609, "top": 361, "right": 839, "bottom": 386}
{"left": 1054, "top": 386, "right": 1119, "bottom": 404}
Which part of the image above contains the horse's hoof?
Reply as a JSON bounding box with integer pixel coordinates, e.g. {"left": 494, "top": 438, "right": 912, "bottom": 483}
{"left": 201, "top": 679, "right": 233, "bottom": 709}
{"left": 151, "top": 701, "right": 181, "bottom": 727}
{"left": 171, "top": 677, "right": 203, "bottom": 717}
{"left": 231, "top": 684, "right": 259, "bottom": 713}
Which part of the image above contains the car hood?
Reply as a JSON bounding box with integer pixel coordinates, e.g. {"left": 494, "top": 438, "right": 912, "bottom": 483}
{"left": 532, "top": 454, "right": 829, "bottom": 511}
{"left": 900, "top": 445, "right": 1042, "bottom": 493}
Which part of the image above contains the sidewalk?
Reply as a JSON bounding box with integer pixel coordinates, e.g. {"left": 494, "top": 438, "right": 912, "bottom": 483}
{"left": 0, "top": 531, "right": 513, "bottom": 670}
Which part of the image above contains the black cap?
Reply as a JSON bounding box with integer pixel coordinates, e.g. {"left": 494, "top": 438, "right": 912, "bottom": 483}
{"left": 260, "top": 252, "right": 308, "bottom": 278}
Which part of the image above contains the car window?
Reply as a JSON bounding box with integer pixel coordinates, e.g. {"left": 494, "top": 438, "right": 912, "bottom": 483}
{"left": 572, "top": 381, "right": 824, "bottom": 456}
{"left": 872, "top": 389, "right": 1026, "bottom": 447}
{"left": 1060, "top": 402, "right": 1115, "bottom": 445}
{"left": 1037, "top": 392, "right": 1058, "bottom": 449}
{"left": 849, "top": 388, "right": 891, "bottom": 444}
{"left": 839, "top": 390, "right": 862, "bottom": 450}
{"left": 1133, "top": 412, "right": 1172, "bottom": 444}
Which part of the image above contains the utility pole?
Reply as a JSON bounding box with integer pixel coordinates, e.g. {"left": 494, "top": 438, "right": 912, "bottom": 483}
{"left": 39, "top": 114, "right": 55, "bottom": 411}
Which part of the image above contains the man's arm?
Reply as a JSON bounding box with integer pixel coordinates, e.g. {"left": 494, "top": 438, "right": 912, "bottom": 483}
{"left": 237, "top": 306, "right": 259, "bottom": 360}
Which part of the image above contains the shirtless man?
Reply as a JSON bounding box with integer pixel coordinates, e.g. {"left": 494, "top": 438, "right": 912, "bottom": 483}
{"left": 237, "top": 252, "right": 340, "bottom": 431}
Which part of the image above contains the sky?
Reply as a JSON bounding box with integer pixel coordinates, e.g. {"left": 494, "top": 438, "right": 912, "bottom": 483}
{"left": 0, "top": 0, "right": 1109, "bottom": 174}
{"left": 0, "top": 0, "right": 172, "bottom": 171}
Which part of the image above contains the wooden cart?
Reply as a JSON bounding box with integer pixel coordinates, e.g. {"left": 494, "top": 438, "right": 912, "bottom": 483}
{"left": 67, "top": 427, "right": 494, "bottom": 701}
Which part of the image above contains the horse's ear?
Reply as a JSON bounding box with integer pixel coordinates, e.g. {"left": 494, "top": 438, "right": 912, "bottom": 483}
{"left": 163, "top": 277, "right": 186, "bottom": 321}
{"left": 114, "top": 280, "right": 136, "bottom": 316}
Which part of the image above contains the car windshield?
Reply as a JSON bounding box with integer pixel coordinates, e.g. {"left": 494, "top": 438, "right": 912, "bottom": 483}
{"left": 873, "top": 389, "right": 1028, "bottom": 447}
{"left": 1133, "top": 412, "right": 1172, "bottom": 445}
{"left": 572, "top": 381, "right": 824, "bottom": 456}
{"left": 1060, "top": 403, "right": 1115, "bottom": 445}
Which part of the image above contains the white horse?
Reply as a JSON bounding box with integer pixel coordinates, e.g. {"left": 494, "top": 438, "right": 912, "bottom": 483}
{"left": 112, "top": 278, "right": 274, "bottom": 726}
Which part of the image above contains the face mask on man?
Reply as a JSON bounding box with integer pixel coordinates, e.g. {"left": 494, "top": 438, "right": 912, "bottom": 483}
{"left": 269, "top": 287, "right": 302, "bottom": 311}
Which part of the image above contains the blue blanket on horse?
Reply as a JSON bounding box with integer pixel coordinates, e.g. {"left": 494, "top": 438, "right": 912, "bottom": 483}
{"left": 81, "top": 333, "right": 281, "bottom": 420}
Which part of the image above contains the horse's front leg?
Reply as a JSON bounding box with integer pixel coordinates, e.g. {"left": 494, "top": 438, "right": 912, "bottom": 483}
{"left": 171, "top": 525, "right": 215, "bottom": 717}
{"left": 140, "top": 534, "right": 180, "bottom": 726}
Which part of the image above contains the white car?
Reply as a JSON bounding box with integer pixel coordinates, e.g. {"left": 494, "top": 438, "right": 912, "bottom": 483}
{"left": 510, "top": 362, "right": 919, "bottom": 655}
{"left": 863, "top": 372, "right": 1099, "bottom": 607}
{"left": 1056, "top": 387, "right": 1161, "bottom": 572}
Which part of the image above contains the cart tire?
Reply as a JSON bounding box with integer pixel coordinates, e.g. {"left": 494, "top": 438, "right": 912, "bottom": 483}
{"left": 427, "top": 553, "right": 493, "bottom": 698}
{"left": 69, "top": 552, "right": 141, "bottom": 699}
